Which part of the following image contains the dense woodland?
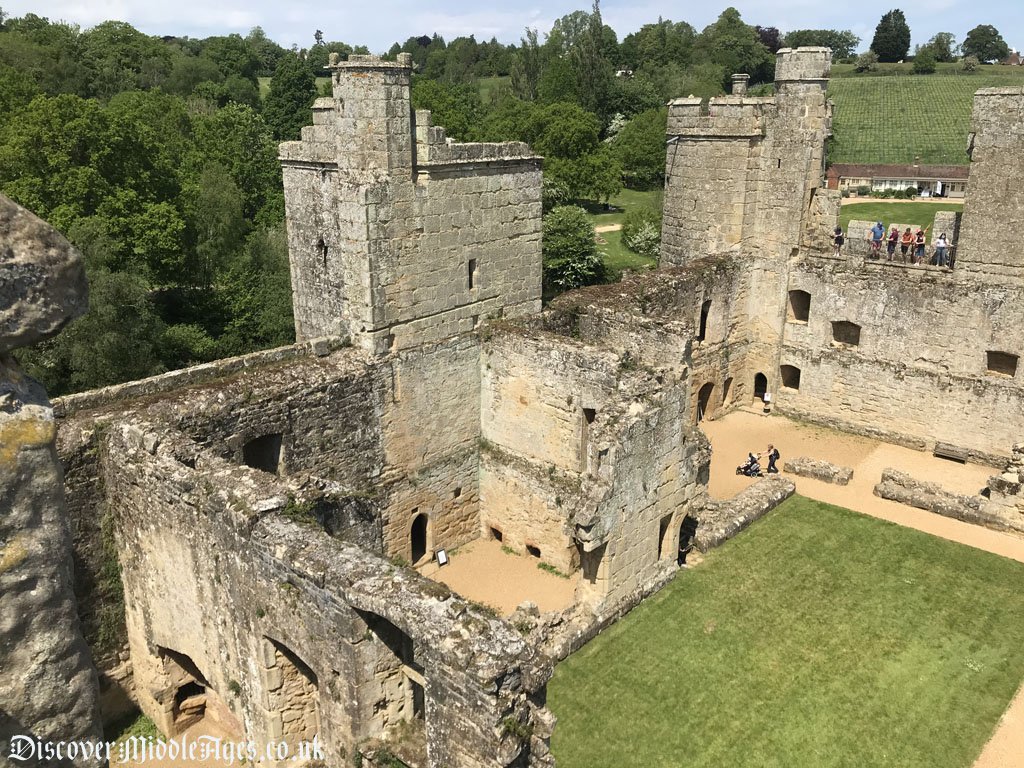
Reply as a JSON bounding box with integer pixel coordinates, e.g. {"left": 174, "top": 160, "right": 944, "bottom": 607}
{"left": 0, "top": 3, "right": 1007, "bottom": 394}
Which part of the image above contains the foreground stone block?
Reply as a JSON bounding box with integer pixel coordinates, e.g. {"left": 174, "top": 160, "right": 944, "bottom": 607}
{"left": 783, "top": 456, "right": 854, "bottom": 485}
{"left": 0, "top": 193, "right": 88, "bottom": 353}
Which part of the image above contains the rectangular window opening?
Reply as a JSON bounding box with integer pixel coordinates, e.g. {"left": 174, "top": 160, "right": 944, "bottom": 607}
{"left": 467, "top": 258, "right": 477, "bottom": 290}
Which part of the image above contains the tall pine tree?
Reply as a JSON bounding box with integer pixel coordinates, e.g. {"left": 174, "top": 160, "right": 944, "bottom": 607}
{"left": 870, "top": 9, "right": 911, "bottom": 63}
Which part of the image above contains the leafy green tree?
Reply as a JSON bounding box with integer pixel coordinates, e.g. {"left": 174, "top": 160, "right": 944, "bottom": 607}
{"left": 200, "top": 34, "right": 260, "bottom": 84}
{"left": 511, "top": 28, "right": 543, "bottom": 101}
{"left": 81, "top": 20, "right": 172, "bottom": 97}
{"left": 607, "top": 72, "right": 663, "bottom": 120}
{"left": 619, "top": 18, "right": 695, "bottom": 70}
{"left": 189, "top": 162, "right": 247, "bottom": 286}
{"left": 542, "top": 205, "right": 604, "bottom": 291}
{"left": 164, "top": 54, "right": 222, "bottom": 97}
{"left": 870, "top": 9, "right": 911, "bottom": 63}
{"left": 924, "top": 32, "right": 956, "bottom": 62}
{"left": 19, "top": 268, "right": 166, "bottom": 394}
{"left": 611, "top": 107, "right": 667, "bottom": 189}
{"left": 692, "top": 8, "right": 774, "bottom": 87}
{"left": 855, "top": 50, "right": 879, "bottom": 72}
{"left": 245, "top": 26, "right": 286, "bottom": 77}
{"left": 264, "top": 53, "right": 316, "bottom": 141}
{"left": 782, "top": 30, "right": 860, "bottom": 60}
{"left": 189, "top": 103, "right": 282, "bottom": 224}
{"left": 411, "top": 78, "right": 483, "bottom": 141}
{"left": 912, "top": 48, "right": 936, "bottom": 74}
{"left": 217, "top": 224, "right": 295, "bottom": 356}
{"left": 961, "top": 25, "right": 1009, "bottom": 63}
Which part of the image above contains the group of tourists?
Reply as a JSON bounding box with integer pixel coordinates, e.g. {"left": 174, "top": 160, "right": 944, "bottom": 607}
{"left": 831, "top": 223, "right": 954, "bottom": 268}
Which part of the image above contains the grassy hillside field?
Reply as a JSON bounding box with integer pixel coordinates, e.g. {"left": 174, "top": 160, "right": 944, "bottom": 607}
{"left": 827, "top": 65, "right": 1024, "bottom": 165}
{"left": 549, "top": 496, "right": 1024, "bottom": 768}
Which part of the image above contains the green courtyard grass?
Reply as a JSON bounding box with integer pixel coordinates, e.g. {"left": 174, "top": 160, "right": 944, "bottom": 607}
{"left": 548, "top": 495, "right": 1024, "bottom": 768}
{"left": 839, "top": 200, "right": 963, "bottom": 232}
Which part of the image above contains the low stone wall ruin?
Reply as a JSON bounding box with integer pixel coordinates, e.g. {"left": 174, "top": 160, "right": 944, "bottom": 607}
{"left": 783, "top": 456, "right": 853, "bottom": 485}
{"left": 694, "top": 477, "right": 796, "bottom": 551}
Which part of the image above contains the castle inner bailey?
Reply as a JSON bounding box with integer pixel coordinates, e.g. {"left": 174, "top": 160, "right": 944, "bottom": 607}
{"left": 660, "top": 49, "right": 1024, "bottom": 468}
{"left": 6, "top": 47, "right": 1024, "bottom": 768}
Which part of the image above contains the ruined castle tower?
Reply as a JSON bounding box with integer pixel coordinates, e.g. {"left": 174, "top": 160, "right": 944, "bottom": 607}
{"left": 279, "top": 53, "right": 543, "bottom": 355}
{"left": 956, "top": 86, "right": 1024, "bottom": 280}
{"left": 0, "top": 194, "right": 102, "bottom": 766}
{"left": 661, "top": 47, "right": 833, "bottom": 265}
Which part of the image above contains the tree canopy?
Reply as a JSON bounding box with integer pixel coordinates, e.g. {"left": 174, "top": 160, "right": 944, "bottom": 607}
{"left": 961, "top": 25, "right": 1010, "bottom": 63}
{"left": 870, "top": 9, "right": 911, "bottom": 63}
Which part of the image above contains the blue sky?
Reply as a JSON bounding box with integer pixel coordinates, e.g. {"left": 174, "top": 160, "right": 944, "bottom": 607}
{"left": 3, "top": 0, "right": 1020, "bottom": 54}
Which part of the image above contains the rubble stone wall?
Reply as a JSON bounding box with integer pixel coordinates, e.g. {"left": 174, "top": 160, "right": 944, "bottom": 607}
{"left": 104, "top": 422, "right": 554, "bottom": 768}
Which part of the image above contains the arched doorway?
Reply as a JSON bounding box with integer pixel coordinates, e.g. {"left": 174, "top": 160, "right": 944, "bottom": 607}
{"left": 411, "top": 513, "right": 429, "bottom": 564}
{"left": 753, "top": 372, "right": 767, "bottom": 402}
{"left": 697, "top": 382, "right": 714, "bottom": 422}
{"left": 678, "top": 516, "right": 698, "bottom": 565}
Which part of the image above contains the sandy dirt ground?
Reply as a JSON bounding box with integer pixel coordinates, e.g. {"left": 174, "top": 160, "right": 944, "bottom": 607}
{"left": 701, "top": 408, "right": 1024, "bottom": 768}
{"left": 594, "top": 223, "right": 623, "bottom": 233}
{"left": 419, "top": 537, "right": 578, "bottom": 615}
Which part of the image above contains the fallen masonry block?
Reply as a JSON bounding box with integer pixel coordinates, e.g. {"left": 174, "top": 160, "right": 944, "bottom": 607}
{"left": 783, "top": 456, "right": 854, "bottom": 485}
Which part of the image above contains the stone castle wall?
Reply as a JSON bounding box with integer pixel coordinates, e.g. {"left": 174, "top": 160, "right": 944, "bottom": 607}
{"left": 659, "top": 49, "right": 1024, "bottom": 460}
{"left": 103, "top": 421, "right": 552, "bottom": 767}
{"left": 956, "top": 87, "right": 1024, "bottom": 281}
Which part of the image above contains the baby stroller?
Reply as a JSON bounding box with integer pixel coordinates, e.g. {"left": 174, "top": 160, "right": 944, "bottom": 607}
{"left": 736, "top": 453, "right": 763, "bottom": 477}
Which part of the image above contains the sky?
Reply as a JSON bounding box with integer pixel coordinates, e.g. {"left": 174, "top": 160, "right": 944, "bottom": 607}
{"left": 2, "top": 0, "right": 1021, "bottom": 54}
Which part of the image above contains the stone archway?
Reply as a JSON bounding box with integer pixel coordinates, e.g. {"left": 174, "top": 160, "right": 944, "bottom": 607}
{"left": 410, "top": 513, "right": 430, "bottom": 565}
{"left": 697, "top": 382, "right": 714, "bottom": 422}
{"left": 753, "top": 372, "right": 768, "bottom": 402}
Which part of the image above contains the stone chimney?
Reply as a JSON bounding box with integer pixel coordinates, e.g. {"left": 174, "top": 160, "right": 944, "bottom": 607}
{"left": 731, "top": 73, "right": 750, "bottom": 96}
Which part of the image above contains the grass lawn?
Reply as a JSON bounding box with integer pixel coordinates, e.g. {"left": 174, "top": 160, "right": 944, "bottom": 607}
{"left": 827, "top": 66, "right": 1024, "bottom": 164}
{"left": 598, "top": 229, "right": 656, "bottom": 279}
{"left": 839, "top": 200, "right": 963, "bottom": 231}
{"left": 581, "top": 188, "right": 662, "bottom": 279}
{"left": 478, "top": 75, "right": 511, "bottom": 102}
{"left": 548, "top": 496, "right": 1024, "bottom": 768}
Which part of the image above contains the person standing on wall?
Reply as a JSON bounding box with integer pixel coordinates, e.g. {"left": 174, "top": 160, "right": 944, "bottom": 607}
{"left": 832, "top": 226, "right": 845, "bottom": 257}
{"left": 913, "top": 226, "right": 930, "bottom": 264}
{"left": 887, "top": 225, "right": 899, "bottom": 261}
{"left": 869, "top": 221, "right": 885, "bottom": 259}
{"left": 900, "top": 227, "right": 914, "bottom": 262}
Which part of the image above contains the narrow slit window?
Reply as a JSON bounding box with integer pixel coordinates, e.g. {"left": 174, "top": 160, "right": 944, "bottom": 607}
{"left": 467, "top": 258, "right": 477, "bottom": 290}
